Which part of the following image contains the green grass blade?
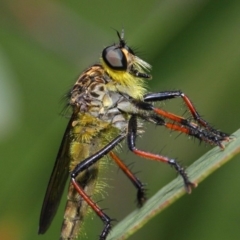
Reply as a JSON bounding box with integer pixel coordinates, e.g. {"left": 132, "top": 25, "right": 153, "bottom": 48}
{"left": 107, "top": 129, "right": 240, "bottom": 240}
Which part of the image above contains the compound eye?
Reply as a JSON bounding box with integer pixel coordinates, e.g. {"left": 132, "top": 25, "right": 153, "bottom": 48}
{"left": 102, "top": 46, "right": 127, "bottom": 70}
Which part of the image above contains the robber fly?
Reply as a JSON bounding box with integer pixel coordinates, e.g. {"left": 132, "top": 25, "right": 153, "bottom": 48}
{"left": 38, "top": 30, "right": 229, "bottom": 240}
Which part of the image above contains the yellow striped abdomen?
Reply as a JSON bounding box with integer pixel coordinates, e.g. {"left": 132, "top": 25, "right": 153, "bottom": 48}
{"left": 60, "top": 113, "right": 120, "bottom": 240}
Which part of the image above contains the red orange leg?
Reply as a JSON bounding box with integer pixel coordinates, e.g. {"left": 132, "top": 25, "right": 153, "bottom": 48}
{"left": 127, "top": 115, "right": 196, "bottom": 193}
{"left": 109, "top": 152, "right": 146, "bottom": 206}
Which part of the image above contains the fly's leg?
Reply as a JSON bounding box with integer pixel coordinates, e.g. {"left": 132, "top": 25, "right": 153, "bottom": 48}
{"left": 143, "top": 91, "right": 230, "bottom": 141}
{"left": 133, "top": 93, "right": 229, "bottom": 148}
{"left": 141, "top": 112, "right": 226, "bottom": 148}
{"left": 127, "top": 115, "right": 196, "bottom": 193}
{"left": 144, "top": 91, "right": 212, "bottom": 128}
{"left": 164, "top": 120, "right": 227, "bottom": 148}
{"left": 109, "top": 152, "right": 146, "bottom": 206}
{"left": 71, "top": 179, "right": 111, "bottom": 240}
{"left": 71, "top": 134, "right": 125, "bottom": 240}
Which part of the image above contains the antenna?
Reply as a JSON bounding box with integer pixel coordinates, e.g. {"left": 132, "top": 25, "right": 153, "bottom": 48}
{"left": 116, "top": 28, "right": 125, "bottom": 47}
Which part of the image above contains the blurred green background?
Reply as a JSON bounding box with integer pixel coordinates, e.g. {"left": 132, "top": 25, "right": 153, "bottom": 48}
{"left": 1, "top": 1, "right": 240, "bottom": 240}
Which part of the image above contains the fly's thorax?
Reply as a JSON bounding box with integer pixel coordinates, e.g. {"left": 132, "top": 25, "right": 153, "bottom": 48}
{"left": 69, "top": 65, "right": 145, "bottom": 133}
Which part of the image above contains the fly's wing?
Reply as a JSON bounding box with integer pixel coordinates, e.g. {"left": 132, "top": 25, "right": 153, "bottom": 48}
{"left": 38, "top": 116, "right": 74, "bottom": 234}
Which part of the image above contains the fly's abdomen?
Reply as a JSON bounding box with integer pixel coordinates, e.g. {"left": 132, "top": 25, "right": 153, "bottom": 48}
{"left": 60, "top": 113, "right": 121, "bottom": 239}
{"left": 61, "top": 163, "right": 99, "bottom": 240}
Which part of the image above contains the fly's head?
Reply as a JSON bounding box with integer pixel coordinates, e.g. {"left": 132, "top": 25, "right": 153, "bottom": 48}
{"left": 101, "top": 30, "right": 152, "bottom": 84}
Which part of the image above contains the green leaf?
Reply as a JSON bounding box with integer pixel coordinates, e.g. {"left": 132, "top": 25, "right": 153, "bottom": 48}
{"left": 107, "top": 129, "right": 240, "bottom": 240}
